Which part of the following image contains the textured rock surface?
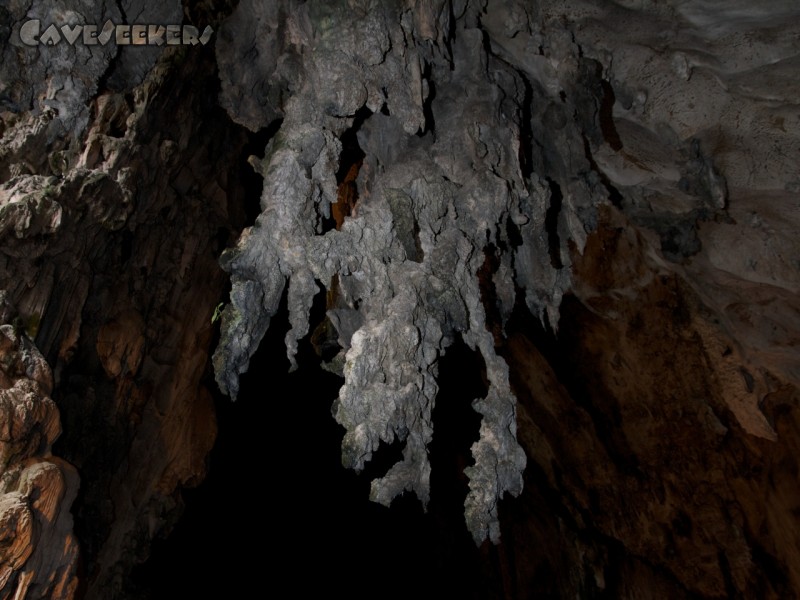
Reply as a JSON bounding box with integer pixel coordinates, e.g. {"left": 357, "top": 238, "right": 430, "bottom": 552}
{"left": 1, "top": 2, "right": 249, "bottom": 598}
{"left": 212, "top": 0, "right": 800, "bottom": 593}
{"left": 0, "top": 0, "right": 798, "bottom": 597}
{"left": 0, "top": 324, "right": 79, "bottom": 599}
{"left": 213, "top": 0, "right": 534, "bottom": 542}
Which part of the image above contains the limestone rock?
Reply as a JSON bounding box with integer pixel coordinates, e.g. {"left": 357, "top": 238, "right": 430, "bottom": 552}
{"left": 210, "top": 0, "right": 800, "bottom": 591}
{"left": 0, "top": 325, "right": 79, "bottom": 600}
{"left": 213, "top": 0, "right": 533, "bottom": 543}
{"left": 1, "top": 5, "right": 247, "bottom": 597}
{"left": 0, "top": 0, "right": 798, "bottom": 597}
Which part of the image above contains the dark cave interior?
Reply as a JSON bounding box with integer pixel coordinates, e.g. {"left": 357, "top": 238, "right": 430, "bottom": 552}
{"left": 129, "top": 288, "right": 504, "bottom": 599}
{"left": 2, "top": 2, "right": 798, "bottom": 598}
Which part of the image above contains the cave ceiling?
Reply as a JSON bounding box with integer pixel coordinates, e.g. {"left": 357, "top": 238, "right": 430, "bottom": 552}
{"left": 0, "top": 0, "right": 798, "bottom": 598}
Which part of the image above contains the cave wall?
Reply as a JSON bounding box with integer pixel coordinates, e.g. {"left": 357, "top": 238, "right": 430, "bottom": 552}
{"left": 0, "top": 0, "right": 798, "bottom": 598}
{"left": 0, "top": 2, "right": 253, "bottom": 597}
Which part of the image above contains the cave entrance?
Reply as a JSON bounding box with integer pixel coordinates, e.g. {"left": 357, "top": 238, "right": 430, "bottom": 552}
{"left": 130, "top": 293, "right": 497, "bottom": 599}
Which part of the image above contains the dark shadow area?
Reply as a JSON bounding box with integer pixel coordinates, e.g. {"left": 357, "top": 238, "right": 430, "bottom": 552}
{"left": 505, "top": 291, "right": 642, "bottom": 480}
{"left": 418, "top": 61, "right": 437, "bottom": 138}
{"left": 427, "top": 337, "right": 488, "bottom": 596}
{"left": 323, "top": 106, "right": 371, "bottom": 232}
{"left": 130, "top": 295, "right": 502, "bottom": 598}
{"left": 517, "top": 71, "right": 534, "bottom": 183}
{"left": 544, "top": 178, "right": 564, "bottom": 269}
{"left": 477, "top": 244, "right": 505, "bottom": 346}
{"left": 335, "top": 106, "right": 371, "bottom": 184}
{"left": 49, "top": 43, "right": 271, "bottom": 591}
{"left": 598, "top": 79, "right": 622, "bottom": 152}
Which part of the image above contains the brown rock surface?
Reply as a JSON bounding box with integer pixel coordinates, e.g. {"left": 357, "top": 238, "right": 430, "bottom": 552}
{"left": 0, "top": 325, "right": 79, "bottom": 599}
{"left": 498, "top": 204, "right": 799, "bottom": 597}
{"left": 1, "top": 4, "right": 252, "bottom": 596}
{"left": 0, "top": 0, "right": 798, "bottom": 598}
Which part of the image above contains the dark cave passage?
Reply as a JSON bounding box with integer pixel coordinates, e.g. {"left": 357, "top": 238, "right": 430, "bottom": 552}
{"left": 131, "top": 296, "right": 500, "bottom": 599}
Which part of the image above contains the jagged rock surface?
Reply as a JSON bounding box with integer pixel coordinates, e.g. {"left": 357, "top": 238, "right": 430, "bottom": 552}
{"left": 1, "top": 2, "right": 248, "bottom": 598}
{"left": 0, "top": 324, "right": 79, "bottom": 599}
{"left": 0, "top": 0, "right": 798, "bottom": 598}
{"left": 213, "top": 0, "right": 540, "bottom": 542}
{"left": 212, "top": 0, "right": 800, "bottom": 594}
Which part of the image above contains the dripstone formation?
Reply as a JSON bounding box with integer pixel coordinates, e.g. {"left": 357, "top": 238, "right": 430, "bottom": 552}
{"left": 0, "top": 0, "right": 798, "bottom": 598}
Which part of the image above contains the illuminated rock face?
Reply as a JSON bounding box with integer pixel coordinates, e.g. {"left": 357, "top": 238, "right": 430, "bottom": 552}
{"left": 0, "top": 325, "right": 79, "bottom": 599}
{"left": 213, "top": 1, "right": 535, "bottom": 544}
{"left": 0, "top": 0, "right": 799, "bottom": 597}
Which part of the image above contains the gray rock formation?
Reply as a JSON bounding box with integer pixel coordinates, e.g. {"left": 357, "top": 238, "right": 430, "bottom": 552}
{"left": 213, "top": 0, "right": 539, "bottom": 542}
{"left": 211, "top": 0, "right": 800, "bottom": 593}
{"left": 0, "top": 0, "right": 798, "bottom": 597}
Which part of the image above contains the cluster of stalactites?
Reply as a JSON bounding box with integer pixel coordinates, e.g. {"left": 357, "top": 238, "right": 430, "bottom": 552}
{"left": 213, "top": 0, "right": 598, "bottom": 542}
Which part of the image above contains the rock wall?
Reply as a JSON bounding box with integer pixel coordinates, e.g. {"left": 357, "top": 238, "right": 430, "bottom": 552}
{"left": 1, "top": 2, "right": 250, "bottom": 597}
{"left": 0, "top": 0, "right": 798, "bottom": 598}
{"left": 0, "top": 323, "right": 78, "bottom": 598}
